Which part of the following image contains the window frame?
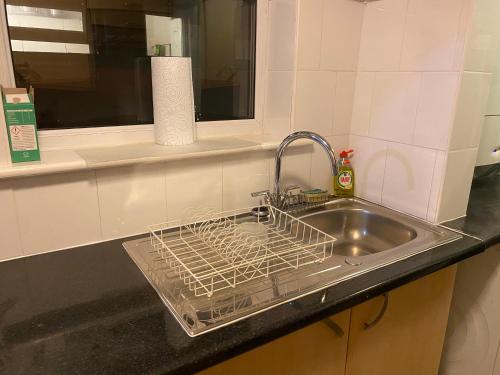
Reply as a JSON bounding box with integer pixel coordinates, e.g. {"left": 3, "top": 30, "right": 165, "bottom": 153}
{"left": 0, "top": 0, "right": 267, "bottom": 154}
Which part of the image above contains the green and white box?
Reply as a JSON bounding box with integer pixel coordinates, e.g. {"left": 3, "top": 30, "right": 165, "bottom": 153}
{"left": 2, "top": 88, "right": 40, "bottom": 163}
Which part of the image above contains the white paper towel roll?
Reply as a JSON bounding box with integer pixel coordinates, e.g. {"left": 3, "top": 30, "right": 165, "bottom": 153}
{"left": 151, "top": 57, "right": 196, "bottom": 146}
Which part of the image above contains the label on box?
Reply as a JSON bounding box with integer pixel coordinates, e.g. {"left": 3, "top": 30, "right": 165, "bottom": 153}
{"left": 9, "top": 124, "right": 38, "bottom": 151}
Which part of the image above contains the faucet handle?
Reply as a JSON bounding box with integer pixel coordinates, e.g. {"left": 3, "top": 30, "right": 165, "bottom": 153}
{"left": 251, "top": 190, "right": 272, "bottom": 206}
{"left": 284, "top": 185, "right": 302, "bottom": 195}
{"left": 251, "top": 190, "right": 271, "bottom": 198}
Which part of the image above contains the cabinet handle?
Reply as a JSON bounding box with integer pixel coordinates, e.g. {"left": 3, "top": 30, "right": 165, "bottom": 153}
{"left": 322, "top": 318, "right": 345, "bottom": 337}
{"left": 363, "top": 293, "right": 389, "bottom": 330}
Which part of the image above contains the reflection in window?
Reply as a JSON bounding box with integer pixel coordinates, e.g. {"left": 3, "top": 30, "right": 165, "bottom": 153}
{"left": 4, "top": 0, "right": 256, "bottom": 130}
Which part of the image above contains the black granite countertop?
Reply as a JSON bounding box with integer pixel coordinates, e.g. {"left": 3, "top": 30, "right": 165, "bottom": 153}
{"left": 1, "top": 175, "right": 499, "bottom": 374}
{"left": 444, "top": 173, "right": 500, "bottom": 248}
{"left": 0, "top": 236, "right": 484, "bottom": 375}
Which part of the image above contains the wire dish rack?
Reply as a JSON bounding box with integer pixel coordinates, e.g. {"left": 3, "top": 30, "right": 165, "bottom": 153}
{"left": 149, "top": 206, "right": 336, "bottom": 298}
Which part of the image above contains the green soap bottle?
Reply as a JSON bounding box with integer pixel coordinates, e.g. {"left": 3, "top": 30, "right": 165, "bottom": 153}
{"left": 334, "top": 149, "right": 354, "bottom": 197}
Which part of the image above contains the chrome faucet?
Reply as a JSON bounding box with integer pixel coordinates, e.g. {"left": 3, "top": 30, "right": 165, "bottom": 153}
{"left": 253, "top": 131, "right": 338, "bottom": 208}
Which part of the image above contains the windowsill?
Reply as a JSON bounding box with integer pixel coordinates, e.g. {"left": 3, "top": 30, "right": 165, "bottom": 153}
{"left": 0, "top": 135, "right": 311, "bottom": 180}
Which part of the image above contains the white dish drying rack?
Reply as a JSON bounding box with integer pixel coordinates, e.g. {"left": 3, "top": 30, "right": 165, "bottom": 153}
{"left": 149, "top": 205, "right": 336, "bottom": 298}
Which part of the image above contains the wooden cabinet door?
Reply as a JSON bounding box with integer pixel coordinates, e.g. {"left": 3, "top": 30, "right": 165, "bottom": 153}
{"left": 345, "top": 266, "right": 457, "bottom": 375}
{"left": 200, "top": 309, "right": 351, "bottom": 375}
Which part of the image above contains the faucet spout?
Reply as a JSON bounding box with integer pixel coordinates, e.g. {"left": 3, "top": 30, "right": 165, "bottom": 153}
{"left": 274, "top": 131, "right": 338, "bottom": 205}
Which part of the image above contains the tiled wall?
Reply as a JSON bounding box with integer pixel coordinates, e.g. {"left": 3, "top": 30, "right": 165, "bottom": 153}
{"left": 348, "top": 0, "right": 485, "bottom": 223}
{"left": 290, "top": 0, "right": 361, "bottom": 192}
{"left": 0, "top": 145, "right": 328, "bottom": 259}
{"left": 0, "top": 0, "right": 489, "bottom": 261}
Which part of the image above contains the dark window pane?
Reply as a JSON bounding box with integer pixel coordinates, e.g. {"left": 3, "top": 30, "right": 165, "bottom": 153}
{"left": 4, "top": 0, "right": 256, "bottom": 130}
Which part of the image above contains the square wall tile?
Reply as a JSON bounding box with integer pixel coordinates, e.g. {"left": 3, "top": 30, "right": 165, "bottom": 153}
{"left": 349, "top": 135, "right": 388, "bottom": 204}
{"left": 357, "top": 0, "right": 407, "bottom": 71}
{"left": 293, "top": 71, "right": 336, "bottom": 135}
{"left": 426, "top": 150, "right": 447, "bottom": 223}
{"left": 487, "top": 47, "right": 500, "bottom": 115}
{"left": 165, "top": 158, "right": 223, "bottom": 221}
{"left": 297, "top": 0, "right": 323, "bottom": 70}
{"left": 13, "top": 171, "right": 102, "bottom": 255}
{"left": 437, "top": 148, "right": 477, "bottom": 222}
{"left": 320, "top": 0, "right": 364, "bottom": 71}
{"left": 453, "top": 0, "right": 474, "bottom": 72}
{"left": 369, "top": 72, "right": 421, "bottom": 144}
{"left": 401, "top": 0, "right": 467, "bottom": 71}
{"left": 450, "top": 72, "right": 492, "bottom": 150}
{"left": 268, "top": 0, "right": 298, "bottom": 71}
{"left": 223, "top": 153, "right": 270, "bottom": 210}
{"left": 0, "top": 181, "right": 22, "bottom": 261}
{"left": 333, "top": 72, "right": 356, "bottom": 135}
{"left": 96, "top": 164, "right": 167, "bottom": 240}
{"left": 270, "top": 145, "right": 313, "bottom": 192}
{"left": 382, "top": 143, "right": 437, "bottom": 219}
{"left": 414, "top": 72, "right": 460, "bottom": 150}
{"left": 351, "top": 72, "right": 375, "bottom": 136}
{"left": 462, "top": 0, "right": 499, "bottom": 72}
{"left": 264, "top": 71, "right": 294, "bottom": 137}
{"left": 310, "top": 135, "right": 350, "bottom": 193}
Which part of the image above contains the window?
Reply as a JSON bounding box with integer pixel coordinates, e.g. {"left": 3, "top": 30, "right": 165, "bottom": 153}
{"left": 4, "top": 0, "right": 257, "bottom": 130}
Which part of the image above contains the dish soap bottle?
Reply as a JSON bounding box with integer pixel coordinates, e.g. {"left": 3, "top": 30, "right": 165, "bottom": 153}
{"left": 334, "top": 149, "right": 354, "bottom": 197}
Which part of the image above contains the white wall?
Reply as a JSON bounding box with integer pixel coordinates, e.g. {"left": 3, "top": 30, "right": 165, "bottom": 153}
{"left": 348, "top": 0, "right": 483, "bottom": 223}
{"left": 0, "top": 0, "right": 488, "bottom": 261}
{"left": 0, "top": 0, "right": 317, "bottom": 261}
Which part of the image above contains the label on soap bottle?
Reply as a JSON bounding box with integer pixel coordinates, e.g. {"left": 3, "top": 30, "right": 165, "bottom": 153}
{"left": 337, "top": 170, "right": 353, "bottom": 190}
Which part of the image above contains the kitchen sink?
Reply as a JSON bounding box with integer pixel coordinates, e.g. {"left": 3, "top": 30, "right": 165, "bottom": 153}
{"left": 123, "top": 197, "right": 461, "bottom": 337}
{"left": 298, "top": 208, "right": 417, "bottom": 257}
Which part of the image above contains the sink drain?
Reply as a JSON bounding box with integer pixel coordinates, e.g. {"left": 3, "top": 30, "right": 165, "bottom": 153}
{"left": 345, "top": 257, "right": 363, "bottom": 266}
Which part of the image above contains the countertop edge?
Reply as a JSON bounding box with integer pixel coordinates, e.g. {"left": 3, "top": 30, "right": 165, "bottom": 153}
{"left": 180, "top": 236, "right": 486, "bottom": 375}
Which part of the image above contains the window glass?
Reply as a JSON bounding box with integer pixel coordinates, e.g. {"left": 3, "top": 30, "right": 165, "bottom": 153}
{"left": 4, "top": 0, "right": 256, "bottom": 130}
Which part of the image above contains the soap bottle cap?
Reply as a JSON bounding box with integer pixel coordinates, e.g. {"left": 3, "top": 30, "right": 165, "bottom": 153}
{"left": 339, "top": 149, "right": 354, "bottom": 158}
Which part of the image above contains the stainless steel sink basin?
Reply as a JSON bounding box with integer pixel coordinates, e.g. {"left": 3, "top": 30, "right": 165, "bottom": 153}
{"left": 296, "top": 198, "right": 459, "bottom": 265}
{"left": 123, "top": 197, "right": 461, "bottom": 336}
{"left": 299, "top": 208, "right": 417, "bottom": 257}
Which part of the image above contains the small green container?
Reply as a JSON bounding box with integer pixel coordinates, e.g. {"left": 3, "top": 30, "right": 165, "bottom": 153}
{"left": 2, "top": 88, "right": 40, "bottom": 163}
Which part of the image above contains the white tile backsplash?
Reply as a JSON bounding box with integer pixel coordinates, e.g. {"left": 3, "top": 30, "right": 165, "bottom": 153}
{"left": 264, "top": 71, "right": 294, "bottom": 136}
{"left": 222, "top": 153, "right": 270, "bottom": 210}
{"left": 268, "top": 0, "right": 298, "bottom": 71}
{"left": 333, "top": 72, "right": 356, "bottom": 135}
{"left": 269, "top": 145, "right": 313, "bottom": 192}
{"left": 351, "top": 72, "right": 375, "bottom": 136}
{"left": 297, "top": 0, "right": 323, "bottom": 70}
{"left": 438, "top": 148, "right": 477, "bottom": 222}
{"left": 0, "top": 0, "right": 488, "bottom": 261}
{"left": 0, "top": 182, "right": 22, "bottom": 260}
{"left": 462, "top": 0, "right": 498, "bottom": 73}
{"left": 96, "top": 164, "right": 167, "bottom": 240}
{"left": 401, "top": 0, "right": 466, "bottom": 71}
{"left": 293, "top": 70, "right": 336, "bottom": 134}
{"left": 357, "top": 1, "right": 407, "bottom": 71}
{"left": 382, "top": 143, "right": 437, "bottom": 219}
{"left": 13, "top": 171, "right": 102, "bottom": 255}
{"left": 165, "top": 158, "right": 223, "bottom": 221}
{"left": 320, "top": 0, "right": 364, "bottom": 71}
{"left": 369, "top": 72, "right": 421, "bottom": 143}
{"left": 350, "top": 135, "right": 388, "bottom": 204}
{"left": 426, "top": 150, "right": 447, "bottom": 223}
{"left": 450, "top": 72, "right": 492, "bottom": 150}
{"left": 414, "top": 72, "right": 460, "bottom": 150}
